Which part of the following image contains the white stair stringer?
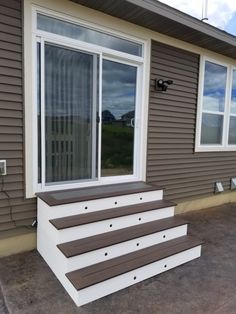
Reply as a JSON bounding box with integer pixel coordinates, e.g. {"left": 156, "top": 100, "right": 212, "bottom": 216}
{"left": 37, "top": 228, "right": 79, "bottom": 305}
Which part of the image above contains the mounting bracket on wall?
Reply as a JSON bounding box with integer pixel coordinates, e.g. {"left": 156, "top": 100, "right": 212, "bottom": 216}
{"left": 230, "top": 178, "right": 236, "bottom": 190}
{"left": 155, "top": 79, "right": 173, "bottom": 92}
{"left": 214, "top": 182, "right": 224, "bottom": 193}
{"left": 0, "top": 160, "right": 6, "bottom": 175}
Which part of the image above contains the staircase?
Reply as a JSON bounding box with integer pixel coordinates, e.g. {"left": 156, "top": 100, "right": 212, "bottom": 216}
{"left": 37, "top": 182, "right": 202, "bottom": 306}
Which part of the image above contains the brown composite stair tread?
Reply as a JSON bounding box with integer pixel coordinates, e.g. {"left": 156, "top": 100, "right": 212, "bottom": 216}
{"left": 50, "top": 199, "right": 175, "bottom": 230}
{"left": 66, "top": 235, "right": 203, "bottom": 290}
{"left": 36, "top": 181, "right": 162, "bottom": 206}
{"left": 57, "top": 216, "right": 187, "bottom": 257}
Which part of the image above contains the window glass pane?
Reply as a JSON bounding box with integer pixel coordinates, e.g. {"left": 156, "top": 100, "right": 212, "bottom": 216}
{"left": 101, "top": 60, "right": 137, "bottom": 177}
{"left": 201, "top": 113, "right": 223, "bottom": 144}
{"left": 44, "top": 43, "right": 98, "bottom": 184}
{"left": 231, "top": 70, "right": 236, "bottom": 114}
{"left": 202, "top": 61, "right": 227, "bottom": 112}
{"left": 37, "top": 14, "right": 142, "bottom": 57}
{"left": 229, "top": 116, "right": 236, "bottom": 144}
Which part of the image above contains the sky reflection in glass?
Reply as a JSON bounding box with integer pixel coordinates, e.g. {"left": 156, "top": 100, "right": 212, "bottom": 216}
{"left": 231, "top": 70, "right": 236, "bottom": 114}
{"left": 203, "top": 61, "right": 227, "bottom": 112}
{"left": 37, "top": 14, "right": 142, "bottom": 57}
{"left": 102, "top": 60, "right": 136, "bottom": 120}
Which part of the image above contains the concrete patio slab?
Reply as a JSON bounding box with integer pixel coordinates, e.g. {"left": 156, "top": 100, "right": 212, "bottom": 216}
{"left": 1, "top": 203, "right": 236, "bottom": 313}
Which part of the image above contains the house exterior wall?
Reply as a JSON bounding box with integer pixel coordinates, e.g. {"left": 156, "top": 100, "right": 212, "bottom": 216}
{"left": 0, "top": 0, "right": 36, "bottom": 234}
{"left": 147, "top": 40, "right": 236, "bottom": 202}
{"left": 1, "top": 0, "right": 236, "bottom": 238}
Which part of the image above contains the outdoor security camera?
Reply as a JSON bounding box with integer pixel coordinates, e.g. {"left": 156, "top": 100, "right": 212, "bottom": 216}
{"left": 155, "top": 79, "right": 174, "bottom": 91}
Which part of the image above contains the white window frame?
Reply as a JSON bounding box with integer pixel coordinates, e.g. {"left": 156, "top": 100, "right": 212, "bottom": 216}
{"left": 228, "top": 66, "right": 236, "bottom": 146}
{"left": 31, "top": 7, "right": 148, "bottom": 193}
{"left": 195, "top": 56, "right": 236, "bottom": 152}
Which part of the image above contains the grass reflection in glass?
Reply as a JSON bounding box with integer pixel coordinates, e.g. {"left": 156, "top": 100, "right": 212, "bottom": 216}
{"left": 101, "top": 123, "right": 134, "bottom": 176}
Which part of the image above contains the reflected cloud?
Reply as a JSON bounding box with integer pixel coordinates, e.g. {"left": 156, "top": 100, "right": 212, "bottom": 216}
{"left": 38, "top": 14, "right": 141, "bottom": 56}
{"left": 102, "top": 60, "right": 136, "bottom": 119}
{"left": 231, "top": 70, "right": 236, "bottom": 113}
{"left": 203, "top": 61, "right": 227, "bottom": 112}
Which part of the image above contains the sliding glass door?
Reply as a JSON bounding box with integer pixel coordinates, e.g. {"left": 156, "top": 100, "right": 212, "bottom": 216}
{"left": 36, "top": 29, "right": 142, "bottom": 189}
{"left": 39, "top": 42, "right": 99, "bottom": 185}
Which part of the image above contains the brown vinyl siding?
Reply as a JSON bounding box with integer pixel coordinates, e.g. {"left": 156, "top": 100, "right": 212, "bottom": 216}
{"left": 0, "top": 0, "right": 36, "bottom": 233}
{"left": 147, "top": 40, "right": 236, "bottom": 202}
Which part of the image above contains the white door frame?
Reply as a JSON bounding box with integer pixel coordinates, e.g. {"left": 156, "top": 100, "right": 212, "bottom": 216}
{"left": 30, "top": 8, "right": 148, "bottom": 193}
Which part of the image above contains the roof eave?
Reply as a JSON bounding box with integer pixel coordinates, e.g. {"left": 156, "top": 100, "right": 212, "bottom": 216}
{"left": 71, "top": 0, "right": 236, "bottom": 60}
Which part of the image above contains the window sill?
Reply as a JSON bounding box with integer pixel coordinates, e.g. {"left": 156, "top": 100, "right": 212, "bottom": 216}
{"left": 195, "top": 145, "right": 236, "bottom": 152}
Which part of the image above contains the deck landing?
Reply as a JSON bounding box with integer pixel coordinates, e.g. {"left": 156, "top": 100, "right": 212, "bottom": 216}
{"left": 36, "top": 182, "right": 161, "bottom": 206}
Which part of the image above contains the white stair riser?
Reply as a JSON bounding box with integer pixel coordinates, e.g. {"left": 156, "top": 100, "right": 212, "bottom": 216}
{"left": 66, "top": 224, "right": 188, "bottom": 270}
{"left": 37, "top": 189, "right": 163, "bottom": 220}
{"left": 73, "top": 246, "right": 202, "bottom": 306}
{"left": 44, "top": 206, "right": 175, "bottom": 244}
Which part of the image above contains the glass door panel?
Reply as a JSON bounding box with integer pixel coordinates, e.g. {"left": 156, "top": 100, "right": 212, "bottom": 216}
{"left": 44, "top": 43, "right": 98, "bottom": 184}
{"left": 101, "top": 59, "right": 137, "bottom": 177}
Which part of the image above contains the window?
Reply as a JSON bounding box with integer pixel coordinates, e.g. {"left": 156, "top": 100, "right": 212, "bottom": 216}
{"left": 35, "top": 12, "right": 144, "bottom": 188}
{"left": 196, "top": 58, "right": 236, "bottom": 151}
{"left": 37, "top": 14, "right": 142, "bottom": 57}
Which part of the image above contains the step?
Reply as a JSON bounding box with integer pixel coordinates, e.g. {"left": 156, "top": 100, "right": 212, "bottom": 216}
{"left": 42, "top": 203, "right": 176, "bottom": 244}
{"left": 38, "top": 230, "right": 202, "bottom": 306}
{"left": 66, "top": 235, "right": 203, "bottom": 291}
{"left": 37, "top": 181, "right": 162, "bottom": 206}
{"left": 50, "top": 199, "right": 175, "bottom": 230}
{"left": 38, "top": 221, "right": 188, "bottom": 271}
{"left": 58, "top": 216, "right": 187, "bottom": 258}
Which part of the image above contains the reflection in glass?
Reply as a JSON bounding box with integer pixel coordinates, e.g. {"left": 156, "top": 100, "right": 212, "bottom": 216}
{"left": 201, "top": 113, "right": 223, "bottom": 144}
{"left": 101, "top": 60, "right": 137, "bottom": 177}
{"left": 229, "top": 116, "right": 236, "bottom": 144}
{"left": 44, "top": 44, "right": 98, "bottom": 183}
{"left": 231, "top": 70, "right": 236, "bottom": 114}
{"left": 37, "top": 14, "right": 142, "bottom": 57}
{"left": 203, "top": 61, "right": 227, "bottom": 112}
